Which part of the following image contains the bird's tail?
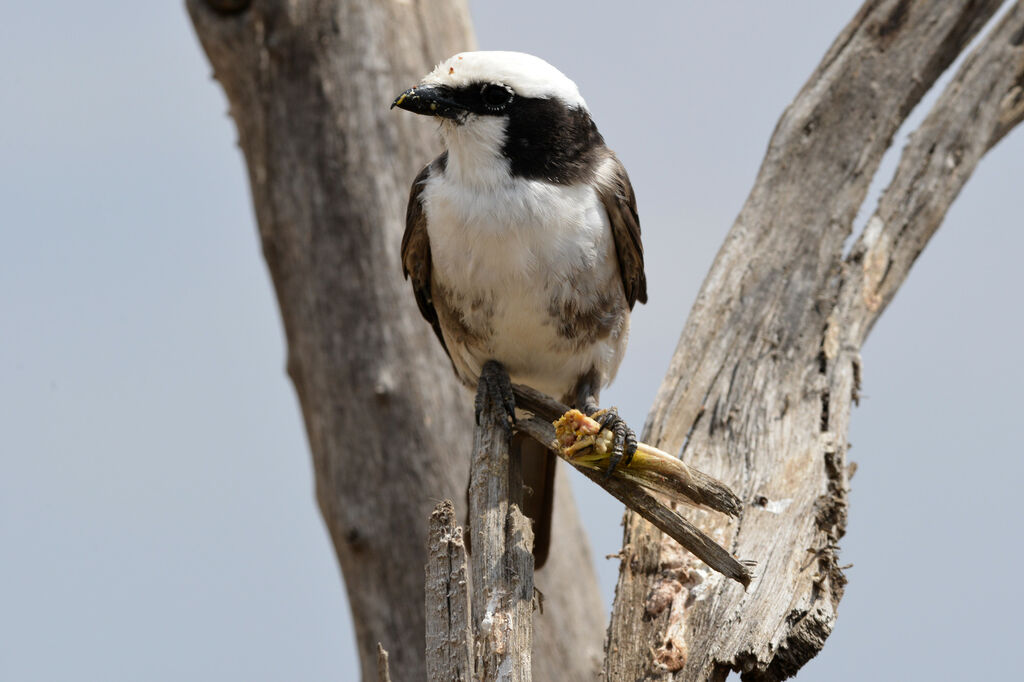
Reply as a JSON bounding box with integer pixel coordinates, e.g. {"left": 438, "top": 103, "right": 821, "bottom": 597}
{"left": 464, "top": 432, "right": 556, "bottom": 569}
{"left": 516, "top": 432, "right": 556, "bottom": 569}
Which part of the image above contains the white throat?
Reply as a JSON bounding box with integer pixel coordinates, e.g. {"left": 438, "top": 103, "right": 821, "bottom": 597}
{"left": 440, "top": 116, "right": 512, "bottom": 188}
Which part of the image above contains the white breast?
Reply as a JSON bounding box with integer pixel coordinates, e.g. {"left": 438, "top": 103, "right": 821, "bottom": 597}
{"left": 421, "top": 167, "right": 628, "bottom": 400}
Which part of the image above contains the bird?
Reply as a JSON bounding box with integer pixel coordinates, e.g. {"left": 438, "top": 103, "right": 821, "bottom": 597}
{"left": 392, "top": 51, "right": 646, "bottom": 567}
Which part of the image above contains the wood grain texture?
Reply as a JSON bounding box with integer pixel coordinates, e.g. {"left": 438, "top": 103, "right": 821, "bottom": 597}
{"left": 469, "top": 378, "right": 534, "bottom": 681}
{"left": 844, "top": 1, "right": 1024, "bottom": 345}
{"left": 605, "top": 2, "right": 1014, "bottom": 680}
{"left": 376, "top": 643, "right": 392, "bottom": 682}
{"left": 425, "top": 500, "right": 473, "bottom": 681}
{"left": 185, "top": 2, "right": 603, "bottom": 680}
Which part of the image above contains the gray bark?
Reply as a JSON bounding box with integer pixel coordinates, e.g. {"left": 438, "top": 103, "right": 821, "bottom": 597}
{"left": 185, "top": 1, "right": 603, "bottom": 680}
{"left": 605, "top": 1, "right": 1024, "bottom": 680}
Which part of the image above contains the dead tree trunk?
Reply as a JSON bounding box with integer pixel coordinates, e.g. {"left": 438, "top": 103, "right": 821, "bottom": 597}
{"left": 186, "top": 1, "right": 603, "bottom": 681}
{"left": 605, "top": 2, "right": 1024, "bottom": 679}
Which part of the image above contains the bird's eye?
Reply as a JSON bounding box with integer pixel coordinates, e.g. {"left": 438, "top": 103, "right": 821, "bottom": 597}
{"left": 480, "top": 84, "right": 514, "bottom": 111}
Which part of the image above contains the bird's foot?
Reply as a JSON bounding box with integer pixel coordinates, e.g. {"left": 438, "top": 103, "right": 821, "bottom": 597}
{"left": 475, "top": 360, "right": 516, "bottom": 434}
{"left": 583, "top": 400, "right": 637, "bottom": 480}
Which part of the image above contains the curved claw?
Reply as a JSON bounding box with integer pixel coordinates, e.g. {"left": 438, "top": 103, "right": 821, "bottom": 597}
{"left": 592, "top": 407, "right": 638, "bottom": 480}
{"left": 623, "top": 429, "right": 638, "bottom": 467}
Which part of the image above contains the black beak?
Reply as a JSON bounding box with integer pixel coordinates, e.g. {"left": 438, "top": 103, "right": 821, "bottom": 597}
{"left": 391, "top": 85, "right": 466, "bottom": 120}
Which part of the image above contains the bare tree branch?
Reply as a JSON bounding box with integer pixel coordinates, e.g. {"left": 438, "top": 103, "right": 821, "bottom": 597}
{"left": 846, "top": 1, "right": 1024, "bottom": 343}
{"left": 469, "top": 381, "right": 534, "bottom": 681}
{"left": 606, "top": 2, "right": 1010, "bottom": 680}
{"left": 511, "top": 385, "right": 752, "bottom": 587}
{"left": 512, "top": 385, "right": 743, "bottom": 518}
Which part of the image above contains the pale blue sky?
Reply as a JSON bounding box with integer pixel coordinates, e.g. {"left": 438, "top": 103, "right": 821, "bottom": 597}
{"left": 2, "top": 2, "right": 1021, "bottom": 680}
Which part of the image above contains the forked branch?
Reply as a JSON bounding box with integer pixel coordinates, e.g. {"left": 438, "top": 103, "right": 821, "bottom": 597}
{"left": 606, "top": 2, "right": 1023, "bottom": 680}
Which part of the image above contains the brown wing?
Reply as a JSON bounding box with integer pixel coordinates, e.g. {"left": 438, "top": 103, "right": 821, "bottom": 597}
{"left": 401, "top": 153, "right": 451, "bottom": 358}
{"left": 596, "top": 154, "right": 648, "bottom": 308}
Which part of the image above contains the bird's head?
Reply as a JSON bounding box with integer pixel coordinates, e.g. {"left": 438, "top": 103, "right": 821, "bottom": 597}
{"left": 392, "top": 52, "right": 604, "bottom": 184}
{"left": 392, "top": 51, "right": 587, "bottom": 122}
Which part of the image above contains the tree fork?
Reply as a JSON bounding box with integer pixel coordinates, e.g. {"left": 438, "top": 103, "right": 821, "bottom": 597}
{"left": 606, "top": 2, "right": 1022, "bottom": 679}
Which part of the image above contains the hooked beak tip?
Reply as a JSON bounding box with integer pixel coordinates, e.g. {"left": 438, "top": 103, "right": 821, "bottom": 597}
{"left": 391, "top": 85, "right": 462, "bottom": 120}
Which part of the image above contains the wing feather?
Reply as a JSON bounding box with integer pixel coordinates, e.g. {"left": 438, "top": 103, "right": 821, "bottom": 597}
{"left": 401, "top": 153, "right": 452, "bottom": 359}
{"left": 596, "top": 154, "right": 647, "bottom": 308}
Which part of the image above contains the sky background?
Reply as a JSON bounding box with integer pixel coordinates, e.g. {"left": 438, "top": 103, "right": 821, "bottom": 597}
{"left": 2, "top": 1, "right": 1022, "bottom": 680}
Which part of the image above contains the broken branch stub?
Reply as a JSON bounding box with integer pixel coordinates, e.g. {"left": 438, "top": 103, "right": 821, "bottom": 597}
{"left": 469, "top": 375, "right": 534, "bottom": 681}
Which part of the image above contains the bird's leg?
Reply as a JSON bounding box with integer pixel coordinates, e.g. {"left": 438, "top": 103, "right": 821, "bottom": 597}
{"left": 475, "top": 360, "right": 516, "bottom": 434}
{"left": 574, "top": 371, "right": 637, "bottom": 479}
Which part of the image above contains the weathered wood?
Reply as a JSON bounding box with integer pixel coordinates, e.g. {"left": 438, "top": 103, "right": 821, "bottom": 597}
{"left": 605, "top": 2, "right": 1011, "bottom": 680}
{"left": 843, "top": 1, "right": 1024, "bottom": 345}
{"left": 513, "top": 384, "right": 742, "bottom": 517}
{"left": 426, "top": 500, "right": 474, "bottom": 681}
{"left": 185, "top": 1, "right": 604, "bottom": 680}
{"left": 513, "top": 398, "right": 752, "bottom": 587}
{"left": 376, "top": 643, "right": 391, "bottom": 682}
{"left": 528, "top": 416, "right": 752, "bottom": 588}
{"left": 469, "top": 374, "right": 534, "bottom": 681}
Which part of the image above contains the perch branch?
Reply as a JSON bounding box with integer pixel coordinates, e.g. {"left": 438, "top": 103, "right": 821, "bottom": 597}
{"left": 511, "top": 383, "right": 752, "bottom": 587}
{"left": 469, "top": 376, "right": 533, "bottom": 681}
{"left": 513, "top": 384, "right": 741, "bottom": 516}
{"left": 515, "top": 415, "right": 752, "bottom": 587}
